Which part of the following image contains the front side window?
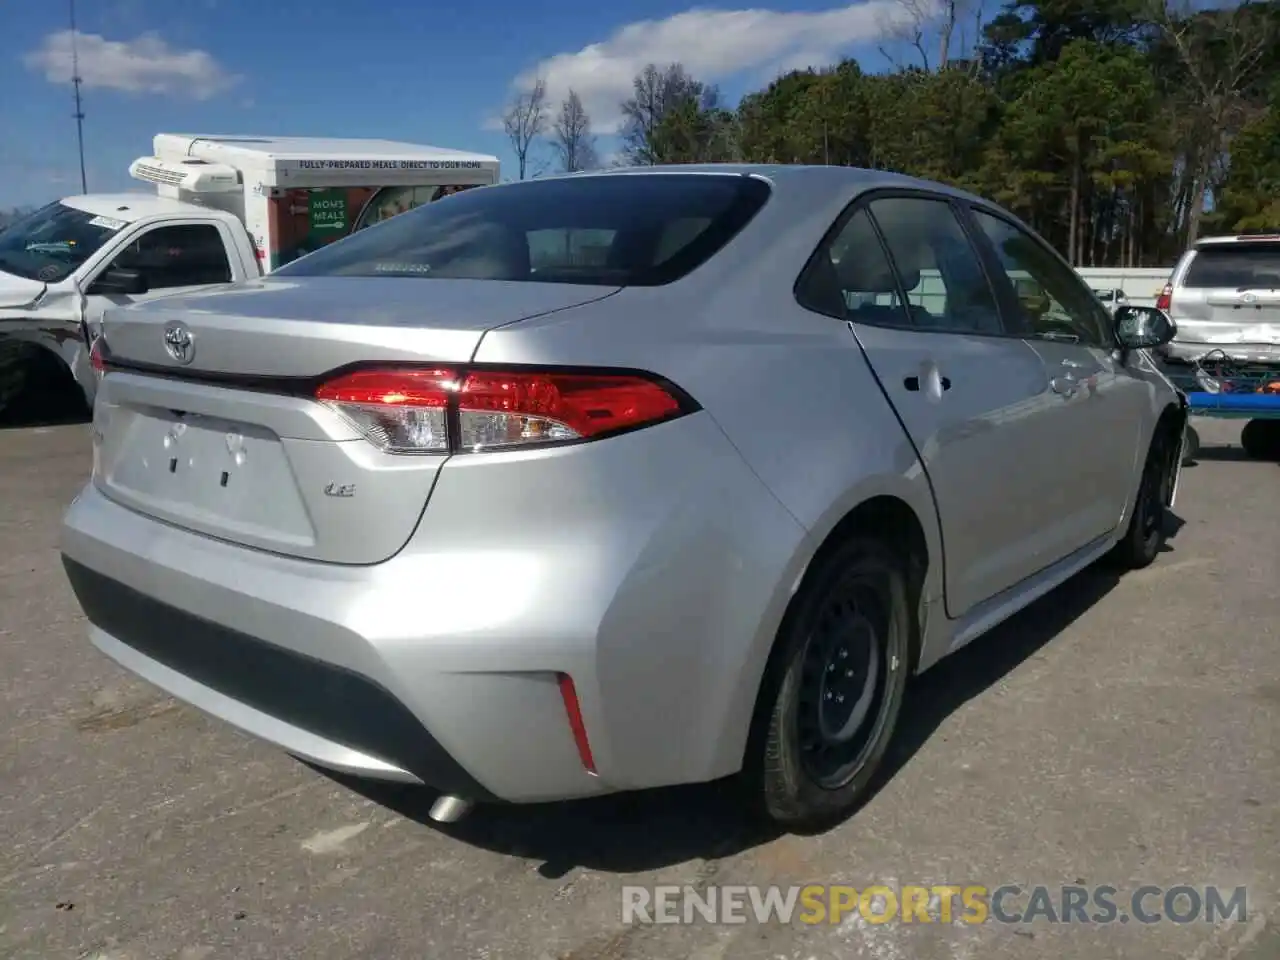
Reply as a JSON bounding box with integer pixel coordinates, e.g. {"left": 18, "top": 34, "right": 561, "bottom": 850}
{"left": 275, "top": 174, "right": 771, "bottom": 286}
{"left": 971, "top": 209, "right": 1111, "bottom": 346}
{"left": 109, "top": 224, "right": 232, "bottom": 289}
{"left": 0, "top": 202, "right": 126, "bottom": 283}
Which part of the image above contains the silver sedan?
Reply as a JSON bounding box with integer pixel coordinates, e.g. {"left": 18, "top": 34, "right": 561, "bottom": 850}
{"left": 61, "top": 165, "right": 1186, "bottom": 829}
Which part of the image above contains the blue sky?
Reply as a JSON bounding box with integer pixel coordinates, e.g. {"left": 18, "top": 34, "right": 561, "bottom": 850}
{"left": 1, "top": 0, "right": 959, "bottom": 208}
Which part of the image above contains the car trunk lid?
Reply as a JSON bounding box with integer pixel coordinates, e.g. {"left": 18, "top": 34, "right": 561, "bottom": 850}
{"left": 93, "top": 276, "right": 619, "bottom": 564}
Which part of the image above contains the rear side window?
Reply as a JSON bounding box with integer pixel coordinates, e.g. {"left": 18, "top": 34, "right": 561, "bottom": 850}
{"left": 868, "top": 197, "right": 1003, "bottom": 334}
{"left": 1183, "top": 244, "right": 1280, "bottom": 289}
{"left": 275, "top": 174, "right": 771, "bottom": 286}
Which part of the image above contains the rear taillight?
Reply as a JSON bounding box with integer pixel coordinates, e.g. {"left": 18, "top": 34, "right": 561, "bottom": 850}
{"left": 315, "top": 366, "right": 692, "bottom": 455}
{"left": 89, "top": 336, "right": 106, "bottom": 374}
{"left": 1155, "top": 283, "right": 1172, "bottom": 312}
{"left": 315, "top": 367, "right": 454, "bottom": 454}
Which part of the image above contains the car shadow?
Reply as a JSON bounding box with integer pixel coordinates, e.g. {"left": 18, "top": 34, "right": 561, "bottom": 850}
{"left": 1187, "top": 446, "right": 1277, "bottom": 465}
{"left": 319, "top": 515, "right": 1184, "bottom": 878}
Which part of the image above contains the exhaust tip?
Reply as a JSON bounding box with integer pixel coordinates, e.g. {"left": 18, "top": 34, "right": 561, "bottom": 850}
{"left": 428, "top": 794, "right": 472, "bottom": 824}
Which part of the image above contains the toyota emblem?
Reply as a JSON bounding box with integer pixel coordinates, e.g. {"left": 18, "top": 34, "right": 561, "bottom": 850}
{"left": 163, "top": 322, "right": 194, "bottom": 364}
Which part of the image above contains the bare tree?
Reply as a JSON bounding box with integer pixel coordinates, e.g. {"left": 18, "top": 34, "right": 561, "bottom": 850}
{"left": 550, "top": 90, "right": 598, "bottom": 172}
{"left": 1150, "top": 0, "right": 1274, "bottom": 243}
{"left": 877, "top": 0, "right": 967, "bottom": 71}
{"left": 502, "top": 78, "right": 549, "bottom": 181}
{"left": 619, "top": 63, "right": 705, "bottom": 165}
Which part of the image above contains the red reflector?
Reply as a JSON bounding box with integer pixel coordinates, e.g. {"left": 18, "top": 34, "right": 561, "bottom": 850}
{"left": 315, "top": 367, "right": 458, "bottom": 407}
{"left": 89, "top": 337, "right": 105, "bottom": 374}
{"left": 458, "top": 370, "right": 681, "bottom": 440}
{"left": 557, "top": 673, "right": 596, "bottom": 774}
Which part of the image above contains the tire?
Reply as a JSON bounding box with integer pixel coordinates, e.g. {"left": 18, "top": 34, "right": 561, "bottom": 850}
{"left": 1109, "top": 426, "right": 1175, "bottom": 570}
{"left": 749, "top": 537, "right": 912, "bottom": 830}
{"left": 1240, "top": 418, "right": 1280, "bottom": 461}
{"left": 0, "top": 341, "right": 32, "bottom": 418}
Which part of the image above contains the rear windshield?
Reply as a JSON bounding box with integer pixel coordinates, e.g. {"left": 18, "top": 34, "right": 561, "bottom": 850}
{"left": 275, "top": 173, "right": 771, "bottom": 286}
{"left": 1183, "top": 244, "right": 1280, "bottom": 289}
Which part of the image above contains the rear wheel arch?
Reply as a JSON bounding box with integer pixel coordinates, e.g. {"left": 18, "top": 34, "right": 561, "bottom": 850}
{"left": 807, "top": 496, "right": 929, "bottom": 665}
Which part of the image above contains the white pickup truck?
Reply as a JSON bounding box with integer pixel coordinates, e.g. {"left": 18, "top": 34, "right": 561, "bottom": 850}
{"left": 0, "top": 133, "right": 500, "bottom": 415}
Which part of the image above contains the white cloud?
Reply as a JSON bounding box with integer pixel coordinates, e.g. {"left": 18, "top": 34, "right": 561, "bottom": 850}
{"left": 23, "top": 30, "right": 239, "bottom": 100}
{"left": 495, "top": 2, "right": 927, "bottom": 134}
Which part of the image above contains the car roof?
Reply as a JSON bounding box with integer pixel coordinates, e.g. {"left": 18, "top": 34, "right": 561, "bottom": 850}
{"left": 60, "top": 192, "right": 210, "bottom": 222}
{"left": 535, "top": 163, "right": 997, "bottom": 209}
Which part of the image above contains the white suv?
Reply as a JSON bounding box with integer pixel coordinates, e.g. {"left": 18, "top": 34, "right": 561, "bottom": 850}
{"left": 1157, "top": 234, "right": 1280, "bottom": 366}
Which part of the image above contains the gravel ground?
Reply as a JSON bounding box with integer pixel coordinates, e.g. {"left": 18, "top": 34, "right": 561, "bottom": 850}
{"left": 1, "top": 417, "right": 1277, "bottom": 960}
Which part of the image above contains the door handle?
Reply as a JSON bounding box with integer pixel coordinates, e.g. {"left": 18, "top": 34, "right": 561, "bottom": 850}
{"left": 904, "top": 375, "right": 951, "bottom": 392}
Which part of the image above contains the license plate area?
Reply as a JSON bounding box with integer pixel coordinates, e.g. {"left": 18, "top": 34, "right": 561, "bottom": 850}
{"left": 101, "top": 406, "right": 317, "bottom": 548}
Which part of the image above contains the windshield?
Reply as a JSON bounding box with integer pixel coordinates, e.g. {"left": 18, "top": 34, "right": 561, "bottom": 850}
{"left": 274, "top": 173, "right": 771, "bottom": 286}
{"left": 0, "top": 201, "right": 128, "bottom": 283}
{"left": 1183, "top": 244, "right": 1280, "bottom": 290}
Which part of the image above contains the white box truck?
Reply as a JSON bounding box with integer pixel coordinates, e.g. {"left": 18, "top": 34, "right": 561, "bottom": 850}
{"left": 0, "top": 133, "right": 500, "bottom": 415}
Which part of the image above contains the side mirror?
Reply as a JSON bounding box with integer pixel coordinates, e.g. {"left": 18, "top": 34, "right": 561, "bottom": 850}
{"left": 1115, "top": 304, "right": 1176, "bottom": 349}
{"left": 89, "top": 268, "right": 149, "bottom": 296}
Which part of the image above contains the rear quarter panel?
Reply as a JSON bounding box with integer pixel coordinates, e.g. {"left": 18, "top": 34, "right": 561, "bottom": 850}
{"left": 471, "top": 181, "right": 946, "bottom": 773}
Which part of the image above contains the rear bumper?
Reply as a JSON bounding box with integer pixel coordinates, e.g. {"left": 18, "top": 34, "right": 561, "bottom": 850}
{"left": 1161, "top": 340, "right": 1280, "bottom": 365}
{"left": 60, "top": 413, "right": 808, "bottom": 804}
{"left": 64, "top": 558, "right": 494, "bottom": 797}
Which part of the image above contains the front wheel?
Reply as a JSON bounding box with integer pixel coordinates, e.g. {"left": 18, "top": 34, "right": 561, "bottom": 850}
{"left": 749, "top": 537, "right": 911, "bottom": 830}
{"left": 1109, "top": 427, "right": 1175, "bottom": 570}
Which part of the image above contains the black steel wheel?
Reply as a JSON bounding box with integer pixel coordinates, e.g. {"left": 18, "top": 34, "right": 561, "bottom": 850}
{"left": 1109, "top": 426, "right": 1174, "bottom": 570}
{"left": 796, "top": 577, "right": 891, "bottom": 789}
{"left": 750, "top": 536, "right": 911, "bottom": 829}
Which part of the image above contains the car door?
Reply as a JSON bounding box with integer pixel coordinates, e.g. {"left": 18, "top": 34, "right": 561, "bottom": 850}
{"left": 80, "top": 221, "right": 236, "bottom": 343}
{"left": 800, "top": 192, "right": 1061, "bottom": 617}
{"left": 965, "top": 205, "right": 1148, "bottom": 552}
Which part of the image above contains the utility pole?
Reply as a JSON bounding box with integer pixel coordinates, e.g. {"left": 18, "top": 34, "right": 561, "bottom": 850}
{"left": 69, "top": 0, "right": 87, "bottom": 193}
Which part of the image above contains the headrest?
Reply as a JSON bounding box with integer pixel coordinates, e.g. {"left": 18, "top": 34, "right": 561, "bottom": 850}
{"left": 833, "top": 253, "right": 917, "bottom": 294}
{"left": 440, "top": 220, "right": 530, "bottom": 278}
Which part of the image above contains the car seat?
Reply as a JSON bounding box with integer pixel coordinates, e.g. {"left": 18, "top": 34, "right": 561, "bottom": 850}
{"left": 442, "top": 222, "right": 531, "bottom": 280}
